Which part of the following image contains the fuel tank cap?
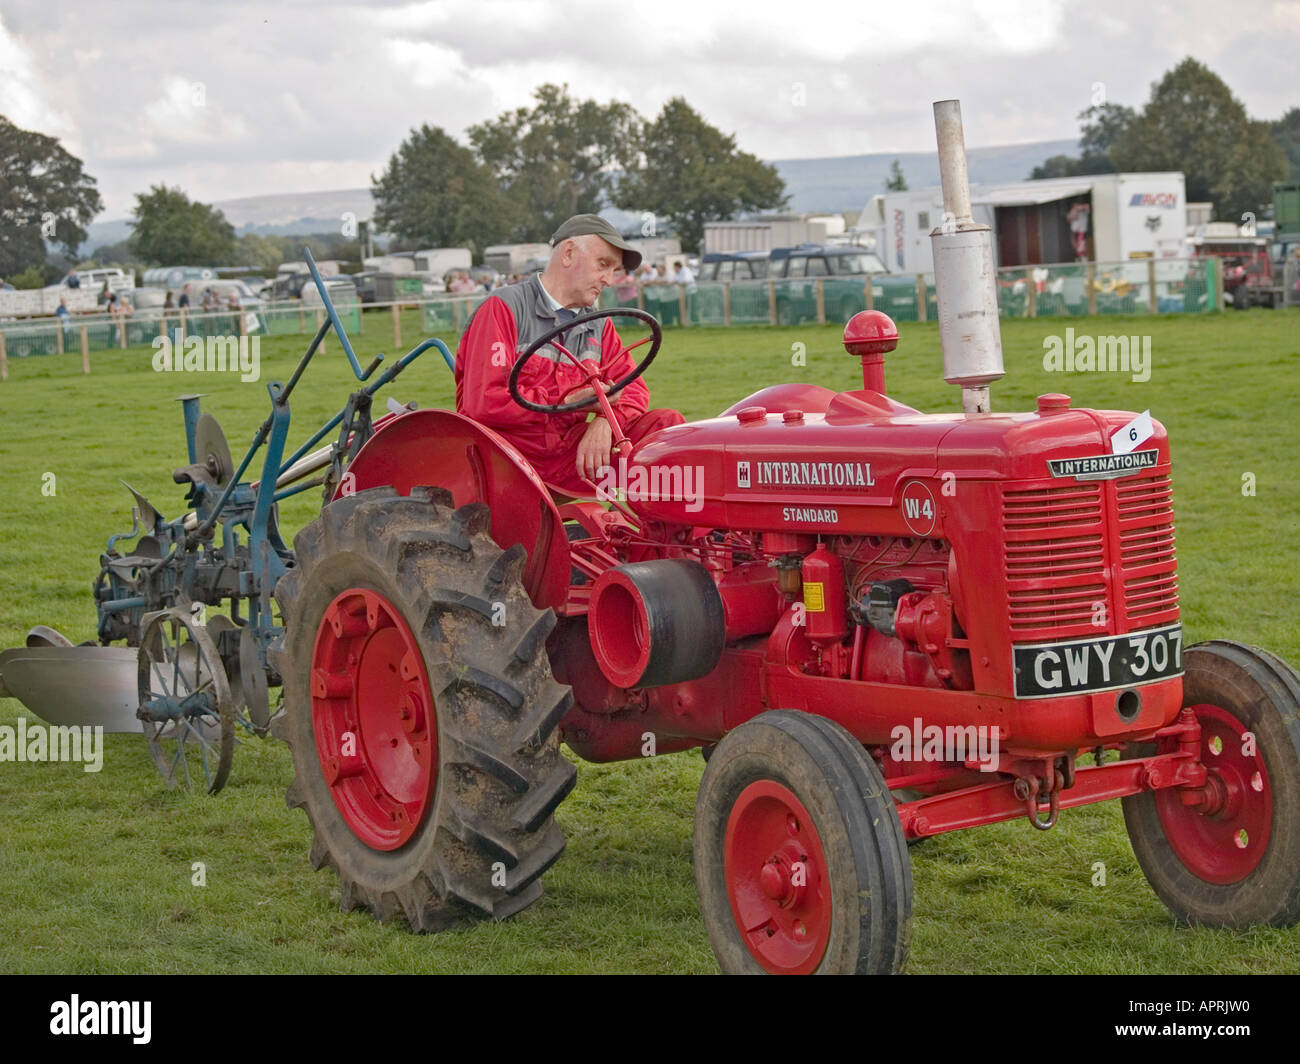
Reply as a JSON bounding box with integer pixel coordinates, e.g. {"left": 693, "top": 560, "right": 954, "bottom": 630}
{"left": 1037, "top": 393, "right": 1071, "bottom": 415}
{"left": 737, "top": 406, "right": 768, "bottom": 423}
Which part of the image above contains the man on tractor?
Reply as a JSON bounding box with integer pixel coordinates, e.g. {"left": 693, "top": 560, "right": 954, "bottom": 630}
{"left": 454, "top": 214, "right": 684, "bottom": 496}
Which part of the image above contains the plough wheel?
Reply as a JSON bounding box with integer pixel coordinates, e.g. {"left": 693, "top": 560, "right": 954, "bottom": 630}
{"left": 1123, "top": 641, "right": 1300, "bottom": 927}
{"left": 694, "top": 711, "right": 912, "bottom": 974}
{"left": 137, "top": 607, "right": 236, "bottom": 794}
{"left": 273, "top": 486, "right": 576, "bottom": 930}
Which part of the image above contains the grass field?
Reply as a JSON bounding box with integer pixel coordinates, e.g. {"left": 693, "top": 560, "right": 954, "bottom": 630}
{"left": 0, "top": 307, "right": 1297, "bottom": 974}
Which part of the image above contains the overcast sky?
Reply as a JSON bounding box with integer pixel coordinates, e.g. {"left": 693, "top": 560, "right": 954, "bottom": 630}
{"left": 3, "top": 0, "right": 1296, "bottom": 220}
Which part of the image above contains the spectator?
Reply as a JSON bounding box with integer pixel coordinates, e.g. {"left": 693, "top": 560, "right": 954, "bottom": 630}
{"left": 668, "top": 259, "right": 695, "bottom": 284}
{"left": 55, "top": 297, "right": 70, "bottom": 323}
{"left": 640, "top": 262, "right": 661, "bottom": 283}
{"left": 98, "top": 281, "right": 111, "bottom": 305}
{"left": 615, "top": 267, "right": 638, "bottom": 303}
{"left": 65, "top": 270, "right": 81, "bottom": 289}
{"left": 163, "top": 291, "right": 175, "bottom": 312}
{"left": 178, "top": 284, "right": 191, "bottom": 310}
{"left": 450, "top": 272, "right": 477, "bottom": 295}
{"left": 200, "top": 288, "right": 215, "bottom": 311}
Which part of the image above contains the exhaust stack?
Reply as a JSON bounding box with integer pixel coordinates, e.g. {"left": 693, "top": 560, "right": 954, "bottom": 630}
{"left": 930, "top": 99, "right": 1004, "bottom": 414}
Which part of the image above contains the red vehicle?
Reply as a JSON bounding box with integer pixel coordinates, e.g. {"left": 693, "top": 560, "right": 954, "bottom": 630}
{"left": 264, "top": 104, "right": 1300, "bottom": 975}
{"left": 1190, "top": 235, "right": 1285, "bottom": 308}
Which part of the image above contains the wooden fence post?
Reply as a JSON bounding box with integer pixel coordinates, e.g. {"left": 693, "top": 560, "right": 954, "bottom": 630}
{"left": 916, "top": 275, "right": 927, "bottom": 323}
{"left": 678, "top": 284, "right": 688, "bottom": 327}
{"left": 56, "top": 322, "right": 65, "bottom": 355}
{"left": 392, "top": 302, "right": 401, "bottom": 347}
{"left": 1086, "top": 263, "right": 1097, "bottom": 316}
{"left": 768, "top": 281, "right": 777, "bottom": 326}
{"left": 315, "top": 310, "right": 326, "bottom": 354}
{"left": 1147, "top": 259, "right": 1158, "bottom": 315}
{"left": 815, "top": 278, "right": 826, "bottom": 325}
{"left": 864, "top": 276, "right": 873, "bottom": 312}
{"left": 0, "top": 332, "right": 7, "bottom": 380}
{"left": 1026, "top": 275, "right": 1037, "bottom": 318}
{"left": 722, "top": 282, "right": 731, "bottom": 327}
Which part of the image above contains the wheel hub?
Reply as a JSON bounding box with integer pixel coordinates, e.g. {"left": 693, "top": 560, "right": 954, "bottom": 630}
{"left": 723, "top": 780, "right": 831, "bottom": 974}
{"left": 310, "top": 588, "right": 437, "bottom": 851}
{"left": 1157, "top": 703, "right": 1272, "bottom": 884}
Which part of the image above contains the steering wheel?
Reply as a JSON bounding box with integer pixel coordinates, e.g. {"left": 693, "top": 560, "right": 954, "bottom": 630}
{"left": 507, "top": 307, "right": 662, "bottom": 414}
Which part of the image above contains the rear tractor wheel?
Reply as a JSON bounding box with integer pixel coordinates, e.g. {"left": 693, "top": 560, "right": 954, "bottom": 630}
{"left": 1122, "top": 640, "right": 1300, "bottom": 927}
{"left": 694, "top": 711, "right": 913, "bottom": 974}
{"left": 273, "top": 486, "right": 576, "bottom": 930}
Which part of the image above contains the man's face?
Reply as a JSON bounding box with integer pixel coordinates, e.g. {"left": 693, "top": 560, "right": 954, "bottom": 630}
{"left": 567, "top": 236, "right": 622, "bottom": 306}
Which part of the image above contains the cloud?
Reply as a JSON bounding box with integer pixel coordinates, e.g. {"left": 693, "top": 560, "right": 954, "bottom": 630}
{"left": 142, "top": 76, "right": 250, "bottom": 143}
{"left": 0, "top": 14, "right": 74, "bottom": 138}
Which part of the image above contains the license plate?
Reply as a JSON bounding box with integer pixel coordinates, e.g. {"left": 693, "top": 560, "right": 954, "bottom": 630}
{"left": 1013, "top": 624, "right": 1183, "bottom": 699}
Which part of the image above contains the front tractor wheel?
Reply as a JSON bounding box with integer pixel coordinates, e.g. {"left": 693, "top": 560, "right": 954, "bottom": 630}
{"left": 694, "top": 712, "right": 913, "bottom": 974}
{"left": 1122, "top": 640, "right": 1300, "bottom": 927}
{"left": 273, "top": 486, "right": 576, "bottom": 930}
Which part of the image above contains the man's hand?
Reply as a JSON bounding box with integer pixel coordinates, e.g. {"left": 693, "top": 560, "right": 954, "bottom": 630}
{"left": 561, "top": 385, "right": 600, "bottom": 408}
{"left": 575, "top": 416, "right": 613, "bottom": 483}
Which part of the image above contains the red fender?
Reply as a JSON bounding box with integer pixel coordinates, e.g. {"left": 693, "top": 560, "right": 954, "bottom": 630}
{"left": 335, "top": 409, "right": 569, "bottom": 612}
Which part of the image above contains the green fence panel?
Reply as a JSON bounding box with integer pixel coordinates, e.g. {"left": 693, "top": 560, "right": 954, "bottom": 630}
{"left": 2, "top": 324, "right": 62, "bottom": 357}
{"left": 423, "top": 299, "right": 456, "bottom": 332}
{"left": 730, "top": 281, "right": 772, "bottom": 323}
{"left": 872, "top": 277, "right": 921, "bottom": 322}
{"left": 688, "top": 283, "right": 725, "bottom": 325}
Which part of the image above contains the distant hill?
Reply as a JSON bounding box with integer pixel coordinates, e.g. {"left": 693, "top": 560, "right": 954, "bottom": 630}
{"left": 84, "top": 138, "right": 1080, "bottom": 251}
{"left": 772, "top": 138, "right": 1080, "bottom": 213}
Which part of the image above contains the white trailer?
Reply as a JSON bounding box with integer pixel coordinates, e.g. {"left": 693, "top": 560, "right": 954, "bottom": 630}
{"left": 483, "top": 244, "right": 552, "bottom": 276}
{"left": 703, "top": 216, "right": 844, "bottom": 256}
{"left": 412, "top": 248, "right": 472, "bottom": 277}
{"left": 868, "top": 173, "right": 1187, "bottom": 273}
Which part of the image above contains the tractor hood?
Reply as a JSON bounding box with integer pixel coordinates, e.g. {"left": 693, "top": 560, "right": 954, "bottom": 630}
{"left": 624, "top": 384, "right": 1170, "bottom": 535}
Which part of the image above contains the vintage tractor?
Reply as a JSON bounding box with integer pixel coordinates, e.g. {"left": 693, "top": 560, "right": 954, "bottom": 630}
{"left": 3, "top": 100, "right": 1298, "bottom": 974}
{"left": 267, "top": 103, "right": 1300, "bottom": 971}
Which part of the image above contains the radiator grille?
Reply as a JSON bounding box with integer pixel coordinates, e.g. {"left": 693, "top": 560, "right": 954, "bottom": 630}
{"left": 1116, "top": 473, "right": 1179, "bottom": 621}
{"left": 1003, "top": 483, "right": 1105, "bottom": 632}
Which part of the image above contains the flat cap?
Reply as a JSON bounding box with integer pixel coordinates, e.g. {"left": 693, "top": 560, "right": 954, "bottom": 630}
{"left": 550, "top": 214, "right": 642, "bottom": 270}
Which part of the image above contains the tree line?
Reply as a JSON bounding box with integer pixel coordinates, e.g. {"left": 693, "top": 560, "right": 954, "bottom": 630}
{"left": 1030, "top": 58, "right": 1297, "bottom": 222}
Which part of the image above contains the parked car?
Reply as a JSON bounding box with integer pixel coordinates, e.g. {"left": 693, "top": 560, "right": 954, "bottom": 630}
{"left": 699, "top": 251, "right": 770, "bottom": 282}
{"left": 349, "top": 271, "right": 378, "bottom": 304}
{"left": 300, "top": 277, "right": 358, "bottom": 306}
{"left": 768, "top": 244, "right": 892, "bottom": 324}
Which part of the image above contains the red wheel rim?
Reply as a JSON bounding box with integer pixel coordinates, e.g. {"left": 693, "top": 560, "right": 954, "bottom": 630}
{"left": 1155, "top": 703, "right": 1272, "bottom": 884}
{"left": 310, "top": 588, "right": 437, "bottom": 850}
{"left": 723, "top": 780, "right": 832, "bottom": 974}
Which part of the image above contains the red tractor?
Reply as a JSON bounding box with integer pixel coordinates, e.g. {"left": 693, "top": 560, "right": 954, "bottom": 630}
{"left": 268, "top": 104, "right": 1300, "bottom": 974}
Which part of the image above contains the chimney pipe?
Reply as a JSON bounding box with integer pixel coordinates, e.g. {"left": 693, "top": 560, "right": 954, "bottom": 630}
{"left": 930, "top": 99, "right": 1004, "bottom": 414}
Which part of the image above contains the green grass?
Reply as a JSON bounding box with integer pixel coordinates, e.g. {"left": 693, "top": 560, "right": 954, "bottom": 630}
{"left": 0, "top": 307, "right": 1298, "bottom": 973}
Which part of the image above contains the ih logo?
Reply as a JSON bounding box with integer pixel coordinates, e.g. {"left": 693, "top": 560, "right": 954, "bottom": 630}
{"left": 736, "top": 461, "right": 751, "bottom": 489}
